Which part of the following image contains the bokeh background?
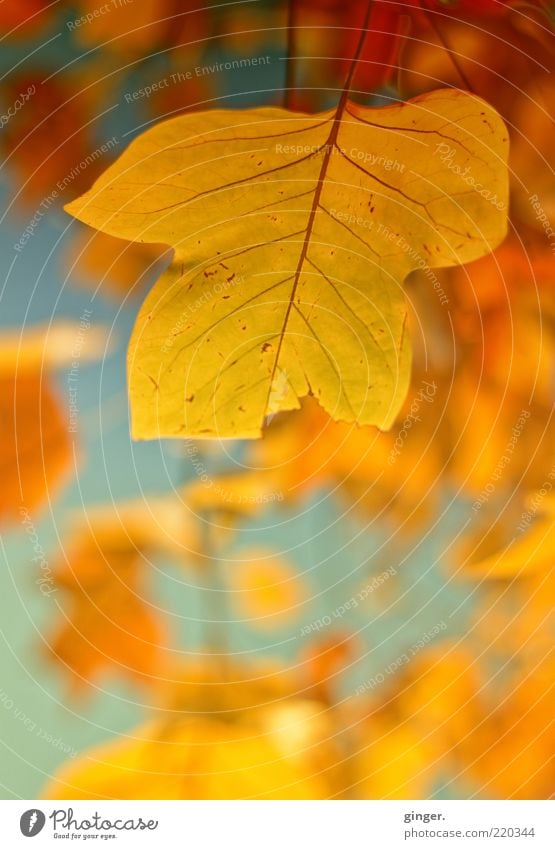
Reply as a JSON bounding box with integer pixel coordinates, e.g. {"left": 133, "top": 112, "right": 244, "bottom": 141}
{"left": 1, "top": 1, "right": 554, "bottom": 800}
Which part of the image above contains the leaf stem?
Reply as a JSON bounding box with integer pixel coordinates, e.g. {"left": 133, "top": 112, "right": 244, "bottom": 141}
{"left": 200, "top": 510, "right": 231, "bottom": 682}
{"left": 263, "top": 0, "right": 376, "bottom": 418}
{"left": 418, "top": 0, "right": 475, "bottom": 92}
{"left": 284, "top": 0, "right": 298, "bottom": 109}
{"left": 338, "top": 0, "right": 376, "bottom": 107}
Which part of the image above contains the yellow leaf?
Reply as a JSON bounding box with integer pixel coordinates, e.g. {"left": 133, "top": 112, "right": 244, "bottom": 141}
{"left": 469, "top": 515, "right": 555, "bottom": 579}
{"left": 66, "top": 91, "right": 508, "bottom": 439}
{"left": 41, "top": 666, "right": 343, "bottom": 799}
{"left": 0, "top": 370, "right": 70, "bottom": 523}
{"left": 47, "top": 520, "right": 169, "bottom": 692}
{"left": 0, "top": 321, "right": 109, "bottom": 372}
{"left": 0, "top": 322, "right": 108, "bottom": 522}
{"left": 355, "top": 722, "right": 442, "bottom": 799}
{"left": 226, "top": 548, "right": 306, "bottom": 628}
{"left": 65, "top": 228, "right": 169, "bottom": 301}
{"left": 250, "top": 389, "right": 443, "bottom": 527}
{"left": 68, "top": 494, "right": 202, "bottom": 559}
{"left": 183, "top": 471, "right": 282, "bottom": 517}
{"left": 69, "top": 0, "right": 168, "bottom": 54}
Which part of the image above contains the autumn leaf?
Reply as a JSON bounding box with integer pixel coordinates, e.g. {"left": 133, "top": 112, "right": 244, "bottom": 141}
{"left": 354, "top": 721, "right": 444, "bottom": 799}
{"left": 2, "top": 73, "right": 107, "bottom": 207}
{"left": 69, "top": 0, "right": 168, "bottom": 54}
{"left": 450, "top": 237, "right": 555, "bottom": 408}
{"left": 68, "top": 0, "right": 212, "bottom": 56}
{"left": 472, "top": 554, "right": 555, "bottom": 667}
{"left": 296, "top": 0, "right": 520, "bottom": 99}
{"left": 402, "top": 8, "right": 553, "bottom": 113}
{"left": 47, "top": 517, "right": 171, "bottom": 692}
{"left": 0, "top": 322, "right": 107, "bottom": 523}
{"left": 250, "top": 389, "right": 444, "bottom": 528}
{"left": 468, "top": 511, "right": 555, "bottom": 580}
{"left": 0, "top": 371, "right": 70, "bottom": 523}
{"left": 70, "top": 494, "right": 202, "bottom": 559}
{"left": 297, "top": 0, "right": 409, "bottom": 95}
{"left": 509, "top": 77, "right": 555, "bottom": 229}
{"left": 179, "top": 471, "right": 285, "bottom": 551}
{"left": 0, "top": 0, "right": 52, "bottom": 36}
{"left": 372, "top": 646, "right": 555, "bottom": 799}
{"left": 65, "top": 228, "right": 170, "bottom": 301}
{"left": 0, "top": 322, "right": 109, "bottom": 372}
{"left": 45, "top": 493, "right": 205, "bottom": 692}
{"left": 463, "top": 664, "right": 555, "bottom": 799}
{"left": 157, "top": 658, "right": 300, "bottom": 714}
{"left": 41, "top": 665, "right": 343, "bottom": 799}
{"left": 66, "top": 89, "right": 508, "bottom": 439}
{"left": 41, "top": 709, "right": 339, "bottom": 800}
{"left": 183, "top": 471, "right": 282, "bottom": 517}
{"left": 300, "top": 632, "right": 358, "bottom": 706}
{"left": 225, "top": 548, "right": 307, "bottom": 628}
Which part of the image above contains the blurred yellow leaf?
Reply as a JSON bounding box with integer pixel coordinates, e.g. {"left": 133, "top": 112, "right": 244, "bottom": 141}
{"left": 0, "top": 370, "right": 70, "bottom": 523}
{"left": 42, "top": 665, "right": 342, "bottom": 799}
{"left": 0, "top": 1, "right": 53, "bottom": 36}
{"left": 355, "top": 722, "right": 443, "bottom": 799}
{"left": 42, "top": 712, "right": 338, "bottom": 800}
{"left": 47, "top": 522, "right": 169, "bottom": 692}
{"left": 460, "top": 662, "right": 555, "bottom": 799}
{"left": 300, "top": 632, "right": 358, "bottom": 705}
{"left": 2, "top": 74, "right": 105, "bottom": 207}
{"left": 364, "top": 645, "right": 555, "bottom": 799}
{"left": 450, "top": 238, "right": 555, "bottom": 408}
{"left": 250, "top": 390, "right": 443, "bottom": 528}
{"left": 184, "top": 471, "right": 283, "bottom": 517}
{"left": 469, "top": 515, "right": 555, "bottom": 579}
{"left": 226, "top": 548, "right": 306, "bottom": 628}
{"left": 69, "top": 494, "right": 202, "bottom": 559}
{"left": 0, "top": 321, "right": 108, "bottom": 522}
{"left": 66, "top": 228, "right": 169, "bottom": 300}
{"left": 70, "top": 0, "right": 168, "bottom": 53}
{"left": 0, "top": 321, "right": 109, "bottom": 371}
